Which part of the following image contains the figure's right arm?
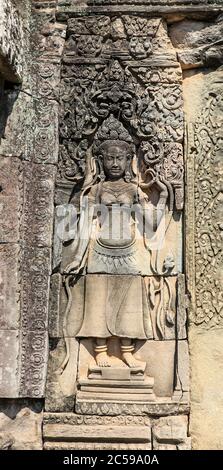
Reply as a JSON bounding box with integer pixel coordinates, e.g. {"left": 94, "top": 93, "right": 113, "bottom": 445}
{"left": 63, "top": 187, "right": 97, "bottom": 274}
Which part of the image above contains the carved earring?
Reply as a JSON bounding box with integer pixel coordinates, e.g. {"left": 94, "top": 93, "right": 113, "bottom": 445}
{"left": 98, "top": 157, "right": 105, "bottom": 182}
{"left": 125, "top": 158, "right": 132, "bottom": 182}
{"left": 100, "top": 168, "right": 105, "bottom": 182}
{"left": 125, "top": 170, "right": 131, "bottom": 182}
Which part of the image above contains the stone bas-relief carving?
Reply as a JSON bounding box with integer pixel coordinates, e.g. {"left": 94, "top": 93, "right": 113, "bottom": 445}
{"left": 184, "top": 67, "right": 223, "bottom": 449}
{"left": 48, "top": 10, "right": 188, "bottom": 416}
{"left": 186, "top": 73, "right": 223, "bottom": 328}
{"left": 2, "top": 0, "right": 222, "bottom": 453}
{"left": 64, "top": 120, "right": 168, "bottom": 367}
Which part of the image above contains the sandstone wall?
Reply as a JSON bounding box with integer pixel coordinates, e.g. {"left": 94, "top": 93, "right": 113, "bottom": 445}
{"left": 0, "top": 0, "right": 222, "bottom": 450}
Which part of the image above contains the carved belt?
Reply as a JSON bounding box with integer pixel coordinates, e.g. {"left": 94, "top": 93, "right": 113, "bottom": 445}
{"left": 93, "top": 239, "right": 137, "bottom": 268}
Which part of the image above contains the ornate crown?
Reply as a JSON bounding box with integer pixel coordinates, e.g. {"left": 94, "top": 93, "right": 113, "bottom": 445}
{"left": 94, "top": 114, "right": 133, "bottom": 148}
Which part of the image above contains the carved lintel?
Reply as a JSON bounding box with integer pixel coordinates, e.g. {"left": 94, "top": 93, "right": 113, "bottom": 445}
{"left": 56, "top": 2, "right": 223, "bottom": 20}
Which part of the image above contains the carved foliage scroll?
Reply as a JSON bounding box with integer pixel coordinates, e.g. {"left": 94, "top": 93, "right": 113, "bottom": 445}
{"left": 58, "top": 15, "right": 184, "bottom": 210}
{"left": 188, "top": 82, "right": 223, "bottom": 327}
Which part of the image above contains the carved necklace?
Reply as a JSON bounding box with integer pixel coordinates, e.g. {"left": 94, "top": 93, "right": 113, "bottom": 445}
{"left": 102, "top": 180, "right": 131, "bottom": 199}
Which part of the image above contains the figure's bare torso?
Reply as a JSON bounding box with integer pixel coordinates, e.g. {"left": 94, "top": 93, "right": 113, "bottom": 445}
{"left": 90, "top": 180, "right": 138, "bottom": 248}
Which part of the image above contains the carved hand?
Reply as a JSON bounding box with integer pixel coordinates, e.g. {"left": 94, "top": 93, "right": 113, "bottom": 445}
{"left": 64, "top": 258, "right": 82, "bottom": 275}
{"left": 140, "top": 175, "right": 168, "bottom": 199}
{"left": 154, "top": 177, "right": 168, "bottom": 199}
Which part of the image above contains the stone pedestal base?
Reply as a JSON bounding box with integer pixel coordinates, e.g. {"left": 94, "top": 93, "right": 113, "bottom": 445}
{"left": 76, "top": 366, "right": 156, "bottom": 407}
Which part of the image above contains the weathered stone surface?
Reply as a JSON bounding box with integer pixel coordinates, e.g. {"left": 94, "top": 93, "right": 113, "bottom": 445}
{"left": 44, "top": 412, "right": 151, "bottom": 425}
{"left": 45, "top": 337, "right": 78, "bottom": 411}
{"left": 23, "top": 61, "right": 61, "bottom": 164}
{"left": 0, "top": 156, "right": 22, "bottom": 243}
{"left": 1, "top": 0, "right": 222, "bottom": 452}
{"left": 44, "top": 423, "right": 151, "bottom": 443}
{"left": 0, "top": 400, "right": 43, "bottom": 450}
{"left": 152, "top": 415, "right": 191, "bottom": 450}
{"left": 75, "top": 400, "right": 190, "bottom": 416}
{"left": 31, "top": 8, "right": 66, "bottom": 60}
{"left": 0, "top": 90, "right": 33, "bottom": 158}
{"left": 0, "top": 244, "right": 20, "bottom": 330}
{"left": 177, "top": 341, "right": 190, "bottom": 393}
{"left": 54, "top": 13, "right": 185, "bottom": 417}
{"left": 49, "top": 274, "right": 62, "bottom": 338}
{"left": 19, "top": 246, "right": 52, "bottom": 397}
{"left": 0, "top": 0, "right": 24, "bottom": 81}
{"left": 135, "top": 340, "right": 176, "bottom": 397}
{"left": 44, "top": 441, "right": 151, "bottom": 450}
{"left": 0, "top": 330, "right": 19, "bottom": 398}
{"left": 22, "top": 163, "right": 56, "bottom": 247}
{"left": 19, "top": 330, "right": 49, "bottom": 398}
{"left": 184, "top": 63, "right": 223, "bottom": 450}
{"left": 55, "top": 13, "right": 184, "bottom": 404}
{"left": 173, "top": 340, "right": 190, "bottom": 403}
{"left": 43, "top": 411, "right": 151, "bottom": 449}
{"left": 170, "top": 17, "right": 223, "bottom": 69}
{"left": 52, "top": 204, "right": 73, "bottom": 270}
{"left": 57, "top": 0, "right": 223, "bottom": 18}
{"left": 185, "top": 68, "right": 223, "bottom": 329}
{"left": 189, "top": 327, "right": 223, "bottom": 449}
{"left": 32, "top": 100, "right": 59, "bottom": 165}
{"left": 20, "top": 246, "right": 51, "bottom": 330}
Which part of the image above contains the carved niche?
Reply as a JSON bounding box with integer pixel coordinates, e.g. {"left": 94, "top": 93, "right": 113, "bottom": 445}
{"left": 46, "top": 13, "right": 188, "bottom": 417}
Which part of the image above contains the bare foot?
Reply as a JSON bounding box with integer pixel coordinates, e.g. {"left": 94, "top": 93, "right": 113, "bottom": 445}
{"left": 96, "top": 351, "right": 112, "bottom": 367}
{"left": 122, "top": 352, "right": 146, "bottom": 370}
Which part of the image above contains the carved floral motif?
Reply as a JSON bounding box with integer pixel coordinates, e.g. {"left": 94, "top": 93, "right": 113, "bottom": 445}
{"left": 190, "top": 88, "right": 223, "bottom": 326}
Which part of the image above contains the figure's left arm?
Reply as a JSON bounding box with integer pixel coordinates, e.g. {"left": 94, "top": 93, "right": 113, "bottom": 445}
{"left": 137, "top": 177, "right": 168, "bottom": 230}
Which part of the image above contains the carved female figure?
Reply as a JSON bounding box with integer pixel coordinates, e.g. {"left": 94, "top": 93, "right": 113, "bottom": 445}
{"left": 63, "top": 118, "right": 168, "bottom": 370}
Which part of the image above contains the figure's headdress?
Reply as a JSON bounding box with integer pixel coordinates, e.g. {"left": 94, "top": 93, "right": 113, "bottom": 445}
{"left": 93, "top": 115, "right": 135, "bottom": 182}
{"left": 94, "top": 114, "right": 133, "bottom": 148}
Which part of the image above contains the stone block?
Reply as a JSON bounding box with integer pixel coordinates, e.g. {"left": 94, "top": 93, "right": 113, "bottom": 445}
{"left": 135, "top": 340, "right": 176, "bottom": 397}
{"left": 44, "top": 423, "right": 150, "bottom": 442}
{"left": 0, "top": 195, "right": 20, "bottom": 243}
{"left": 169, "top": 19, "right": 223, "bottom": 69}
{"left": 22, "top": 163, "right": 56, "bottom": 247}
{"left": 177, "top": 340, "right": 190, "bottom": 393}
{"left": 19, "top": 330, "right": 49, "bottom": 398}
{"left": 0, "top": 91, "right": 33, "bottom": 158}
{"left": 43, "top": 412, "right": 151, "bottom": 450}
{"left": 75, "top": 400, "right": 189, "bottom": 417}
{"left": 0, "top": 400, "right": 43, "bottom": 450}
{"left": 45, "top": 337, "right": 78, "bottom": 411}
{"left": 44, "top": 412, "right": 151, "bottom": 426}
{"left": 31, "top": 16, "right": 66, "bottom": 60}
{"left": 152, "top": 415, "right": 190, "bottom": 450}
{"left": 0, "top": 156, "right": 22, "bottom": 198}
{"left": 35, "top": 61, "right": 61, "bottom": 101}
{"left": 0, "top": 330, "right": 19, "bottom": 397}
{"left": 0, "top": 129, "right": 23, "bottom": 250}
{"left": 0, "top": 0, "right": 24, "bottom": 81}
{"left": 20, "top": 246, "right": 51, "bottom": 330}
{"left": 44, "top": 441, "right": 151, "bottom": 450}
{"left": 189, "top": 327, "right": 223, "bottom": 450}
{"left": 32, "top": 100, "right": 59, "bottom": 165}
{"left": 0, "top": 244, "right": 20, "bottom": 330}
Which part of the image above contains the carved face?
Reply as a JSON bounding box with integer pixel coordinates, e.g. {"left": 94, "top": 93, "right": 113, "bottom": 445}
{"left": 101, "top": 142, "right": 129, "bottom": 180}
